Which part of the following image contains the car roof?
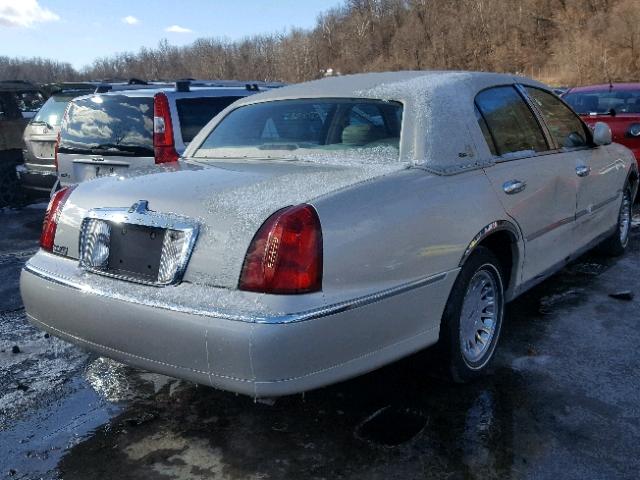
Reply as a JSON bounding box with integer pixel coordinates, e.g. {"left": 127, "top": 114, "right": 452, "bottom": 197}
{"left": 187, "top": 70, "right": 551, "bottom": 175}
{"left": 233, "top": 70, "right": 547, "bottom": 105}
{"left": 566, "top": 83, "right": 640, "bottom": 94}
{"left": 0, "top": 80, "right": 41, "bottom": 92}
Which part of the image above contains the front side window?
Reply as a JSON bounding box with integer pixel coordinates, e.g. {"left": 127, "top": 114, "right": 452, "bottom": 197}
{"left": 193, "top": 98, "right": 403, "bottom": 164}
{"left": 475, "top": 86, "right": 548, "bottom": 156}
{"left": 59, "top": 95, "right": 154, "bottom": 156}
{"left": 525, "top": 87, "right": 588, "bottom": 148}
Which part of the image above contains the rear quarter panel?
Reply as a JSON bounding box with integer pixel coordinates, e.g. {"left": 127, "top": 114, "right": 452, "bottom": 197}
{"left": 313, "top": 167, "right": 517, "bottom": 300}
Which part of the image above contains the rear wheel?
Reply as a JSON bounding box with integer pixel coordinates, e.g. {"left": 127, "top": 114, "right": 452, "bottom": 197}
{"left": 439, "top": 247, "right": 505, "bottom": 382}
{"left": 598, "top": 183, "right": 632, "bottom": 257}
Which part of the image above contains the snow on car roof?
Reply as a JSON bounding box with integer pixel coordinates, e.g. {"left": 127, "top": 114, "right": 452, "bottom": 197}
{"left": 210, "top": 71, "right": 550, "bottom": 174}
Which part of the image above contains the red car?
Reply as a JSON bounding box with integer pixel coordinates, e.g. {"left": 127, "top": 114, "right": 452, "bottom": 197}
{"left": 563, "top": 83, "right": 640, "bottom": 166}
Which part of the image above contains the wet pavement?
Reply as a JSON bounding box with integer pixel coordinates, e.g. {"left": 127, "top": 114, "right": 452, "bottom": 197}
{"left": 1, "top": 203, "right": 640, "bottom": 479}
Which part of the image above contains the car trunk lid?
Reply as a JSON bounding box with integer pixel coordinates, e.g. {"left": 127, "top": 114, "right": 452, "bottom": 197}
{"left": 54, "top": 159, "right": 406, "bottom": 289}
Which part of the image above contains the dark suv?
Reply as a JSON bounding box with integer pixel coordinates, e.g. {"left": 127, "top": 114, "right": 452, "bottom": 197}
{"left": 0, "top": 80, "right": 46, "bottom": 207}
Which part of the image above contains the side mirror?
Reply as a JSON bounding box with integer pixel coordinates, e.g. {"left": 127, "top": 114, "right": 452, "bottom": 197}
{"left": 593, "top": 122, "right": 612, "bottom": 146}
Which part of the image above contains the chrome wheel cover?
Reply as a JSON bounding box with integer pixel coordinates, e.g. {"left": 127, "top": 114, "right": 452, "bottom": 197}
{"left": 619, "top": 188, "right": 632, "bottom": 246}
{"left": 460, "top": 269, "right": 499, "bottom": 365}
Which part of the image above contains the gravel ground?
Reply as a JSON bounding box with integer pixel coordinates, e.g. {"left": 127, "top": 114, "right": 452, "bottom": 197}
{"left": 1, "top": 202, "right": 639, "bottom": 479}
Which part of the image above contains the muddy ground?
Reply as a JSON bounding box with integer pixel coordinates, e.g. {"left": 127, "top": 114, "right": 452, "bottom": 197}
{"left": 1, "top": 203, "right": 639, "bottom": 479}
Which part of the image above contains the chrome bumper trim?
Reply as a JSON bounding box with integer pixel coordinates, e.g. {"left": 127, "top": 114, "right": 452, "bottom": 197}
{"left": 22, "top": 262, "right": 449, "bottom": 324}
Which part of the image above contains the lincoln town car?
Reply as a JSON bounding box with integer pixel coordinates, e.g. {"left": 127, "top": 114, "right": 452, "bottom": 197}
{"left": 20, "top": 72, "right": 638, "bottom": 397}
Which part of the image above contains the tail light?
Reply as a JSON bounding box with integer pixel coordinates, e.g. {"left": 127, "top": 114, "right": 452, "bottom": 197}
{"left": 40, "top": 185, "right": 76, "bottom": 252}
{"left": 55, "top": 102, "right": 71, "bottom": 171}
{"left": 54, "top": 131, "right": 60, "bottom": 171}
{"left": 153, "top": 92, "right": 179, "bottom": 164}
{"left": 239, "top": 204, "right": 322, "bottom": 294}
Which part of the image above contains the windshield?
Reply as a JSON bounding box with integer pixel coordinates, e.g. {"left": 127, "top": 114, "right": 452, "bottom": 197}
{"left": 59, "top": 95, "right": 154, "bottom": 156}
{"left": 33, "top": 94, "right": 78, "bottom": 127}
{"left": 564, "top": 89, "right": 640, "bottom": 114}
{"left": 192, "top": 98, "right": 403, "bottom": 164}
{"left": 15, "top": 90, "right": 45, "bottom": 113}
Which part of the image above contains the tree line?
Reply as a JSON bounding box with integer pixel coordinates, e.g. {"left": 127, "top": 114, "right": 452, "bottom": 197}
{"left": 2, "top": 0, "right": 640, "bottom": 87}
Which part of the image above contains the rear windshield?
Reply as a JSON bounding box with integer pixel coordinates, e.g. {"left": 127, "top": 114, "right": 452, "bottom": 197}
{"left": 33, "top": 94, "right": 78, "bottom": 127}
{"left": 176, "top": 96, "right": 242, "bottom": 144}
{"left": 59, "top": 95, "right": 154, "bottom": 156}
{"left": 564, "top": 89, "right": 640, "bottom": 114}
{"left": 192, "top": 98, "right": 403, "bottom": 164}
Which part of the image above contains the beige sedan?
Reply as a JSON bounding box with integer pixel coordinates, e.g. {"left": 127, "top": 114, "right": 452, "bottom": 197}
{"left": 21, "top": 71, "right": 638, "bottom": 397}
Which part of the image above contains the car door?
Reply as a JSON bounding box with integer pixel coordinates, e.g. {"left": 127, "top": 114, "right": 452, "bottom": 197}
{"left": 476, "top": 85, "right": 578, "bottom": 284}
{"left": 523, "top": 86, "right": 627, "bottom": 249}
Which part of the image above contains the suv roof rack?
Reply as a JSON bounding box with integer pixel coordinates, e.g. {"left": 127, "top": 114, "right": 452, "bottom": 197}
{"left": 174, "top": 79, "right": 286, "bottom": 93}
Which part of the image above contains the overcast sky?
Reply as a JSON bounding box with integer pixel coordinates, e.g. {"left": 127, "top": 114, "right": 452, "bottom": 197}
{"left": 0, "top": 0, "right": 343, "bottom": 69}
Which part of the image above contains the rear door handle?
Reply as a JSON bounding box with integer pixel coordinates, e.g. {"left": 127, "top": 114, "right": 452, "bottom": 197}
{"left": 576, "top": 165, "right": 591, "bottom": 177}
{"left": 503, "top": 179, "right": 527, "bottom": 194}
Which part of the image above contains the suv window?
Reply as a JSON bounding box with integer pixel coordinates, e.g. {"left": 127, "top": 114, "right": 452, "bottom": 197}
{"left": 525, "top": 87, "right": 588, "bottom": 148}
{"left": 475, "top": 86, "right": 548, "bottom": 156}
{"left": 59, "top": 95, "right": 154, "bottom": 156}
{"left": 176, "top": 96, "right": 241, "bottom": 144}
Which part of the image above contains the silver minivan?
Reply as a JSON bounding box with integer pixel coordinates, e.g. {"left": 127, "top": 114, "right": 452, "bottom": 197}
{"left": 57, "top": 81, "right": 283, "bottom": 187}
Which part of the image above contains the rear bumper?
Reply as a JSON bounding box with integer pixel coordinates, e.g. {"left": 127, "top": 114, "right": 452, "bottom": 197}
{"left": 16, "top": 164, "right": 56, "bottom": 193}
{"left": 20, "top": 253, "right": 456, "bottom": 397}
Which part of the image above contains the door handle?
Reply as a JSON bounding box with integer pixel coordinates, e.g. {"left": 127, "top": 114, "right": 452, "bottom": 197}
{"left": 576, "top": 165, "right": 591, "bottom": 177}
{"left": 503, "top": 179, "right": 527, "bottom": 195}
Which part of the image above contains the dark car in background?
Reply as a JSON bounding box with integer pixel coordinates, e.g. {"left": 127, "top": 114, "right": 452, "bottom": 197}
{"left": 57, "top": 80, "right": 284, "bottom": 186}
{"left": 0, "top": 80, "right": 47, "bottom": 207}
{"left": 563, "top": 83, "right": 640, "bottom": 166}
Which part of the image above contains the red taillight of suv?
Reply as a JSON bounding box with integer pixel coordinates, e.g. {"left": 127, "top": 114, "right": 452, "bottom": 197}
{"left": 239, "top": 204, "right": 323, "bottom": 294}
{"left": 40, "top": 185, "right": 76, "bottom": 252}
{"left": 153, "top": 92, "right": 179, "bottom": 164}
{"left": 53, "top": 131, "right": 60, "bottom": 171}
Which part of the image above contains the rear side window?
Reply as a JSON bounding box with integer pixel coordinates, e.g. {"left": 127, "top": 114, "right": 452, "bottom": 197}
{"left": 176, "top": 96, "right": 242, "bottom": 143}
{"left": 475, "top": 86, "right": 548, "bottom": 156}
{"left": 525, "top": 87, "right": 588, "bottom": 148}
{"left": 60, "top": 95, "right": 154, "bottom": 156}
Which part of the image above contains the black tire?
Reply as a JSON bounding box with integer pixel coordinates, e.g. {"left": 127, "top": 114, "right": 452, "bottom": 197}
{"left": 439, "top": 246, "right": 505, "bottom": 383}
{"left": 598, "top": 183, "right": 633, "bottom": 257}
{"left": 0, "top": 161, "right": 22, "bottom": 208}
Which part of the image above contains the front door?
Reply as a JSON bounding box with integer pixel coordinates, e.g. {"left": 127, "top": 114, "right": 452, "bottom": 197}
{"left": 522, "top": 86, "right": 627, "bottom": 250}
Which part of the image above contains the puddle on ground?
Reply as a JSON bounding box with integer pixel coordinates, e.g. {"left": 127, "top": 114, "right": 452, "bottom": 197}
{"left": 355, "top": 406, "right": 427, "bottom": 447}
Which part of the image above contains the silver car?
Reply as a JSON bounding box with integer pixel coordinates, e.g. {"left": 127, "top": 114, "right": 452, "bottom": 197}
{"left": 21, "top": 71, "right": 638, "bottom": 398}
